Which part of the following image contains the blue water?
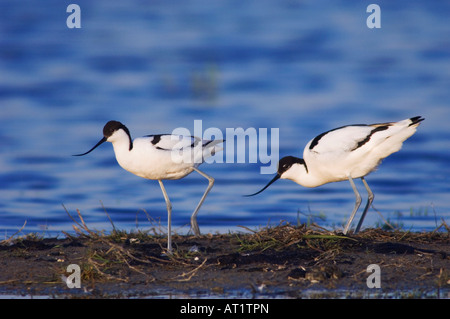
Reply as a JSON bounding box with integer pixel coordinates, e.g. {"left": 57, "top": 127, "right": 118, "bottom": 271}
{"left": 1, "top": 0, "right": 449, "bottom": 238}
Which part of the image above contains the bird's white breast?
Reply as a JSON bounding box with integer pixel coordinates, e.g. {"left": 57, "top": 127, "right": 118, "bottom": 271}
{"left": 112, "top": 137, "right": 196, "bottom": 180}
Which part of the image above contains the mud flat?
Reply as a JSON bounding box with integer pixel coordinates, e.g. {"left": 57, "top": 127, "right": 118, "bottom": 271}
{"left": 0, "top": 223, "right": 449, "bottom": 299}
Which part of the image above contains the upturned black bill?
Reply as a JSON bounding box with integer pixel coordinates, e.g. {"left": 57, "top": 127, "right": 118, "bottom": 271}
{"left": 244, "top": 173, "right": 280, "bottom": 197}
{"left": 73, "top": 137, "right": 107, "bottom": 156}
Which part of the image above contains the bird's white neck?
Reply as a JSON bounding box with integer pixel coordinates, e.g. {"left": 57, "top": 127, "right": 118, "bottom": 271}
{"left": 107, "top": 129, "right": 133, "bottom": 150}
{"left": 108, "top": 129, "right": 134, "bottom": 165}
{"left": 280, "top": 162, "right": 322, "bottom": 188}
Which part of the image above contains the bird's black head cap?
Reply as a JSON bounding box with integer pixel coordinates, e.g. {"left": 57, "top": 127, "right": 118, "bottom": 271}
{"left": 103, "top": 120, "right": 129, "bottom": 138}
{"left": 278, "top": 156, "right": 308, "bottom": 174}
{"left": 73, "top": 120, "right": 132, "bottom": 156}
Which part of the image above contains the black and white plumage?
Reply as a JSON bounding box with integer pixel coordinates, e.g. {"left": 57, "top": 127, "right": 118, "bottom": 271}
{"left": 246, "top": 116, "right": 424, "bottom": 234}
{"left": 74, "top": 120, "right": 223, "bottom": 253}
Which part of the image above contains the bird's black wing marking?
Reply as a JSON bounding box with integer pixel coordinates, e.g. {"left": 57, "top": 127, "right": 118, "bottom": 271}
{"left": 309, "top": 124, "right": 392, "bottom": 153}
{"left": 146, "top": 134, "right": 220, "bottom": 152}
{"left": 352, "top": 125, "right": 389, "bottom": 151}
{"left": 146, "top": 134, "right": 202, "bottom": 151}
{"left": 408, "top": 116, "right": 424, "bottom": 126}
{"left": 309, "top": 125, "right": 365, "bottom": 150}
{"left": 150, "top": 134, "right": 162, "bottom": 145}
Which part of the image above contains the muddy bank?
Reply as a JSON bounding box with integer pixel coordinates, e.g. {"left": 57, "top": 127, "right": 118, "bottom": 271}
{"left": 0, "top": 224, "right": 449, "bottom": 298}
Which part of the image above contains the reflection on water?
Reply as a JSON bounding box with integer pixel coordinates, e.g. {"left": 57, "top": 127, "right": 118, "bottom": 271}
{"left": 0, "top": 1, "right": 449, "bottom": 237}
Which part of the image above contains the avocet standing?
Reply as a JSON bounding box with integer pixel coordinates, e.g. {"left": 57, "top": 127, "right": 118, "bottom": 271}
{"left": 246, "top": 116, "right": 424, "bottom": 234}
{"left": 74, "top": 120, "right": 223, "bottom": 253}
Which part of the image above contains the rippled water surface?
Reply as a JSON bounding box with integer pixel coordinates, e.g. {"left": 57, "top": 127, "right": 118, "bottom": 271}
{"left": 1, "top": 1, "right": 449, "bottom": 237}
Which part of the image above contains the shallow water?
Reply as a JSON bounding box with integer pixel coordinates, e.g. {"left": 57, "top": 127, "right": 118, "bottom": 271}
{"left": 1, "top": 1, "right": 450, "bottom": 238}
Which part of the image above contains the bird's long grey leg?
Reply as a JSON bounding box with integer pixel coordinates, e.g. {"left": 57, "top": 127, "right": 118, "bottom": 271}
{"left": 190, "top": 167, "right": 215, "bottom": 236}
{"left": 343, "top": 175, "right": 362, "bottom": 235}
{"left": 158, "top": 180, "right": 173, "bottom": 254}
{"left": 354, "top": 177, "right": 374, "bottom": 234}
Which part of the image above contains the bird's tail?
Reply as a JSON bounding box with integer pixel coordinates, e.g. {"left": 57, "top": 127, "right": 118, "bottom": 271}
{"left": 373, "top": 116, "right": 424, "bottom": 158}
{"left": 196, "top": 139, "right": 224, "bottom": 163}
{"left": 408, "top": 116, "right": 425, "bottom": 127}
{"left": 203, "top": 139, "right": 224, "bottom": 156}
